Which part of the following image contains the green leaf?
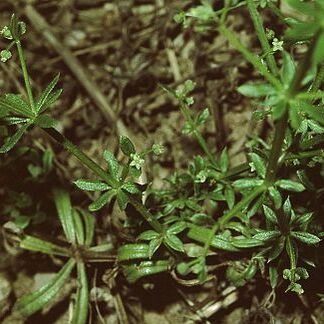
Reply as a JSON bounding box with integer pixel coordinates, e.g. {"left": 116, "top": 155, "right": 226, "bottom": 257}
{"left": 139, "top": 230, "right": 160, "bottom": 241}
{"left": 118, "top": 243, "right": 150, "bottom": 261}
{"left": 103, "top": 150, "right": 119, "bottom": 179}
{"left": 72, "top": 210, "right": 85, "bottom": 246}
{"left": 290, "top": 231, "right": 321, "bottom": 245}
{"left": 0, "top": 123, "right": 30, "bottom": 153}
{"left": 293, "top": 212, "right": 313, "bottom": 227}
{"left": 253, "top": 230, "right": 280, "bottom": 241}
{"left": 88, "top": 190, "right": 116, "bottom": 212}
{"left": 272, "top": 100, "right": 286, "bottom": 120}
{"left": 117, "top": 190, "right": 130, "bottom": 210}
{"left": 53, "top": 189, "right": 76, "bottom": 243}
{"left": 298, "top": 101, "right": 324, "bottom": 127}
{"left": 196, "top": 108, "right": 210, "bottom": 125}
{"left": 231, "top": 237, "right": 265, "bottom": 248}
{"left": 1, "top": 116, "right": 29, "bottom": 125}
{"left": 187, "top": 225, "right": 238, "bottom": 252}
{"left": 123, "top": 260, "right": 170, "bottom": 283}
{"left": 268, "top": 186, "right": 282, "bottom": 209}
{"left": 250, "top": 153, "right": 266, "bottom": 178}
{"left": 14, "top": 259, "right": 75, "bottom": 316}
{"left": 268, "top": 238, "right": 285, "bottom": 262}
{"left": 71, "top": 262, "right": 88, "bottom": 324}
{"left": 237, "top": 83, "right": 275, "bottom": 97}
{"left": 164, "top": 233, "right": 184, "bottom": 252}
{"left": 20, "top": 235, "right": 69, "bottom": 256}
{"left": 269, "top": 266, "right": 279, "bottom": 289}
{"left": 119, "top": 135, "right": 136, "bottom": 156}
{"left": 36, "top": 73, "right": 60, "bottom": 112}
{"left": 276, "top": 179, "right": 305, "bottom": 192}
{"left": 281, "top": 51, "right": 295, "bottom": 86}
{"left": 79, "top": 210, "right": 95, "bottom": 247}
{"left": 286, "top": 237, "right": 297, "bottom": 268}
{"left": 0, "top": 94, "right": 34, "bottom": 118}
{"left": 313, "top": 32, "right": 324, "bottom": 65}
{"left": 232, "top": 178, "right": 263, "bottom": 189}
{"left": 225, "top": 186, "right": 235, "bottom": 209}
{"left": 148, "top": 237, "right": 163, "bottom": 258}
{"left": 34, "top": 114, "right": 58, "bottom": 128}
{"left": 263, "top": 205, "right": 278, "bottom": 224}
{"left": 220, "top": 148, "right": 229, "bottom": 173}
{"left": 122, "top": 182, "right": 140, "bottom": 194}
{"left": 39, "top": 89, "right": 63, "bottom": 113}
{"left": 74, "top": 179, "right": 110, "bottom": 191}
{"left": 167, "top": 221, "right": 187, "bottom": 235}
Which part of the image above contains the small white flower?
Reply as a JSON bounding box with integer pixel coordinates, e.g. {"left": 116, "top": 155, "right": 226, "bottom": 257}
{"left": 130, "top": 153, "right": 144, "bottom": 170}
{"left": 0, "top": 49, "right": 12, "bottom": 63}
{"left": 195, "top": 170, "right": 207, "bottom": 183}
{"left": 152, "top": 144, "right": 165, "bottom": 155}
{"left": 272, "top": 38, "right": 284, "bottom": 52}
{"left": 0, "top": 26, "right": 12, "bottom": 40}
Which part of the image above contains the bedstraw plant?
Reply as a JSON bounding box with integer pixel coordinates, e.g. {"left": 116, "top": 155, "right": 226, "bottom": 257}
{"left": 1, "top": 0, "right": 324, "bottom": 321}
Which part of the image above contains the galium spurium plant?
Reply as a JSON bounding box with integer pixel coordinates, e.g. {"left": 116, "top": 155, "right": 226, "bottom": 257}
{"left": 0, "top": 0, "right": 324, "bottom": 321}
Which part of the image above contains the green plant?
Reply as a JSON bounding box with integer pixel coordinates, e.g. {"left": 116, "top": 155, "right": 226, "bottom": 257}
{"left": 1, "top": 0, "right": 324, "bottom": 321}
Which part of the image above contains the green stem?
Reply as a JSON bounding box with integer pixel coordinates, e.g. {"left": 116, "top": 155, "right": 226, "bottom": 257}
{"left": 246, "top": 0, "right": 279, "bottom": 76}
{"left": 179, "top": 104, "right": 217, "bottom": 166}
{"left": 43, "top": 128, "right": 164, "bottom": 233}
{"left": 202, "top": 185, "right": 266, "bottom": 255}
{"left": 219, "top": 25, "right": 282, "bottom": 90}
{"left": 265, "top": 31, "right": 321, "bottom": 183}
{"left": 15, "top": 40, "right": 36, "bottom": 114}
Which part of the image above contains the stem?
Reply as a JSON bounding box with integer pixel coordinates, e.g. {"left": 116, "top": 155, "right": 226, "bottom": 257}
{"left": 43, "top": 127, "right": 164, "bottom": 233}
{"left": 179, "top": 104, "right": 217, "bottom": 166}
{"left": 219, "top": 25, "right": 282, "bottom": 91}
{"left": 265, "top": 31, "right": 321, "bottom": 183}
{"left": 15, "top": 40, "right": 36, "bottom": 114}
{"left": 202, "top": 185, "right": 266, "bottom": 255}
{"left": 246, "top": 0, "right": 279, "bottom": 76}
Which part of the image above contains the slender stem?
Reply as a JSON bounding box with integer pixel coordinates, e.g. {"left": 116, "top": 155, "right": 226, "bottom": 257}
{"left": 219, "top": 25, "right": 282, "bottom": 90}
{"left": 265, "top": 31, "right": 321, "bottom": 183}
{"left": 179, "top": 104, "right": 217, "bottom": 166}
{"left": 202, "top": 185, "right": 266, "bottom": 255}
{"left": 15, "top": 40, "right": 36, "bottom": 114}
{"left": 246, "top": 0, "right": 279, "bottom": 76}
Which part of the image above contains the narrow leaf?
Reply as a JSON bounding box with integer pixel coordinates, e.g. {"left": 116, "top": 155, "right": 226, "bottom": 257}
{"left": 88, "top": 190, "right": 116, "bottom": 212}
{"left": 0, "top": 94, "right": 34, "bottom": 118}
{"left": 103, "top": 150, "right": 119, "bottom": 179}
{"left": 291, "top": 231, "right": 321, "bottom": 245}
{"left": 276, "top": 179, "right": 305, "bottom": 192}
{"left": 0, "top": 123, "right": 30, "bottom": 153}
{"left": 74, "top": 179, "right": 110, "bottom": 191}
{"left": 118, "top": 244, "right": 149, "bottom": 261}
{"left": 120, "top": 135, "right": 136, "bottom": 156}
{"left": 36, "top": 73, "right": 60, "bottom": 112}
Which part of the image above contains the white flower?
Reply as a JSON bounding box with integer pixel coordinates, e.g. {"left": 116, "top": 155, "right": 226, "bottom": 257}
{"left": 152, "top": 144, "right": 165, "bottom": 155}
{"left": 0, "top": 26, "right": 12, "bottom": 40}
{"left": 0, "top": 49, "right": 12, "bottom": 63}
{"left": 272, "top": 38, "right": 284, "bottom": 52}
{"left": 130, "top": 153, "right": 144, "bottom": 170}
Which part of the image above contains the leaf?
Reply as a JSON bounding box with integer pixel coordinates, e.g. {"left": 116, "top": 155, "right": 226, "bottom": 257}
{"left": 118, "top": 244, "right": 150, "bottom": 261}
{"left": 220, "top": 148, "right": 229, "bottom": 173}
{"left": 237, "top": 83, "right": 275, "bottom": 97}
{"left": 232, "top": 178, "right": 263, "bottom": 189}
{"left": 253, "top": 230, "right": 281, "bottom": 241}
{"left": 167, "top": 221, "right": 187, "bottom": 235}
{"left": 103, "top": 150, "right": 119, "bottom": 179}
{"left": 123, "top": 260, "right": 170, "bottom": 283}
{"left": 148, "top": 237, "right": 163, "bottom": 258}
{"left": 138, "top": 230, "right": 160, "bottom": 241}
{"left": 276, "top": 179, "right": 305, "bottom": 192}
{"left": 272, "top": 100, "right": 286, "bottom": 120}
{"left": 0, "top": 94, "right": 34, "bottom": 118}
{"left": 53, "top": 189, "right": 76, "bottom": 243}
{"left": 290, "top": 231, "right": 321, "bottom": 245}
{"left": 293, "top": 212, "right": 313, "bottom": 227}
{"left": 71, "top": 262, "right": 88, "bottom": 324}
{"left": 1, "top": 116, "right": 29, "bottom": 125}
{"left": 117, "top": 190, "right": 130, "bottom": 210}
{"left": 119, "top": 135, "right": 136, "bottom": 156}
{"left": 0, "top": 123, "right": 30, "bottom": 153}
{"left": 286, "top": 236, "right": 297, "bottom": 268}
{"left": 263, "top": 205, "right": 278, "bottom": 224}
{"left": 281, "top": 51, "right": 295, "bottom": 86}
{"left": 39, "top": 89, "right": 63, "bottom": 113}
{"left": 187, "top": 225, "right": 238, "bottom": 251}
{"left": 79, "top": 210, "right": 95, "bottom": 247}
{"left": 268, "top": 186, "right": 282, "bottom": 209}
{"left": 88, "top": 190, "right": 116, "bottom": 212}
{"left": 20, "top": 235, "right": 69, "bottom": 256}
{"left": 269, "top": 266, "right": 278, "bottom": 289}
{"left": 34, "top": 114, "right": 58, "bottom": 128}
{"left": 122, "top": 182, "right": 140, "bottom": 194}
{"left": 14, "top": 259, "right": 75, "bottom": 316}
{"left": 298, "top": 101, "right": 324, "bottom": 126}
{"left": 268, "top": 238, "right": 285, "bottom": 262}
{"left": 72, "top": 210, "right": 85, "bottom": 246}
{"left": 313, "top": 32, "right": 324, "bottom": 65}
{"left": 225, "top": 186, "right": 235, "bottom": 209}
{"left": 250, "top": 153, "right": 266, "bottom": 178}
{"left": 36, "top": 73, "right": 60, "bottom": 112}
{"left": 231, "top": 237, "right": 265, "bottom": 248}
{"left": 74, "top": 179, "right": 110, "bottom": 191}
{"left": 164, "top": 233, "right": 184, "bottom": 252}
